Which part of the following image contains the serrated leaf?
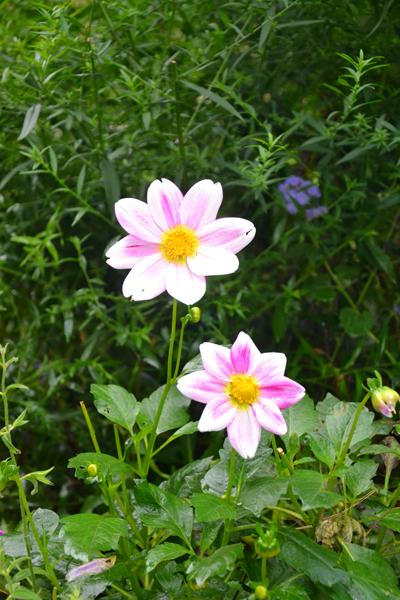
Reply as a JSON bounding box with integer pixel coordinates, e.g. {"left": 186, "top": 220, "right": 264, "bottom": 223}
{"left": 290, "top": 470, "right": 343, "bottom": 511}
{"left": 91, "top": 384, "right": 139, "bottom": 436}
{"left": 32, "top": 508, "right": 59, "bottom": 544}
{"left": 191, "top": 493, "right": 236, "bottom": 522}
{"left": 180, "top": 80, "right": 244, "bottom": 121}
{"left": 186, "top": 544, "right": 243, "bottom": 587}
{"left": 339, "top": 308, "right": 374, "bottom": 337}
{"left": 17, "top": 104, "right": 41, "bottom": 140}
{"left": 278, "top": 524, "right": 350, "bottom": 587}
{"left": 145, "top": 543, "right": 189, "bottom": 572}
{"left": 68, "top": 452, "right": 132, "bottom": 480}
{"left": 380, "top": 508, "right": 400, "bottom": 532}
{"left": 139, "top": 384, "right": 190, "bottom": 434}
{"left": 309, "top": 433, "right": 336, "bottom": 468}
{"left": 160, "top": 457, "right": 212, "bottom": 497}
{"left": 59, "top": 514, "right": 128, "bottom": 561}
{"left": 133, "top": 481, "right": 193, "bottom": 543}
{"left": 239, "top": 477, "right": 288, "bottom": 517}
{"left": 282, "top": 395, "right": 318, "bottom": 446}
{"left": 200, "top": 521, "right": 222, "bottom": 554}
{"left": 345, "top": 460, "right": 378, "bottom": 497}
{"left": 325, "top": 402, "right": 375, "bottom": 454}
{"left": 8, "top": 587, "right": 42, "bottom": 600}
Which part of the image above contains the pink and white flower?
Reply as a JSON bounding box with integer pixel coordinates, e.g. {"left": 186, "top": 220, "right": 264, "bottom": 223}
{"left": 177, "top": 332, "right": 305, "bottom": 459}
{"left": 106, "top": 179, "right": 255, "bottom": 305}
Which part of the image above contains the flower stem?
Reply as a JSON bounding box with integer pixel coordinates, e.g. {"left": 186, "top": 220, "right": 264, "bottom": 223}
{"left": 142, "top": 299, "right": 178, "bottom": 476}
{"left": 221, "top": 447, "right": 236, "bottom": 547}
{"left": 80, "top": 401, "right": 101, "bottom": 453}
{"left": 172, "top": 318, "right": 186, "bottom": 383}
{"left": 261, "top": 555, "right": 267, "bottom": 581}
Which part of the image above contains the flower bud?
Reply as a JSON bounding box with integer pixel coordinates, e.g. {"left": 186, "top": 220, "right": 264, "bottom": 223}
{"left": 190, "top": 307, "right": 201, "bottom": 323}
{"left": 189, "top": 580, "right": 207, "bottom": 590}
{"left": 254, "top": 522, "right": 280, "bottom": 558}
{"left": 371, "top": 387, "right": 399, "bottom": 418}
{"left": 255, "top": 585, "right": 268, "bottom": 599}
{"left": 87, "top": 464, "right": 98, "bottom": 477}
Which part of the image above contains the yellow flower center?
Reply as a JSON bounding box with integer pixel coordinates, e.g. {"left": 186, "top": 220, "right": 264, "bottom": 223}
{"left": 227, "top": 374, "right": 259, "bottom": 406}
{"left": 160, "top": 225, "right": 199, "bottom": 263}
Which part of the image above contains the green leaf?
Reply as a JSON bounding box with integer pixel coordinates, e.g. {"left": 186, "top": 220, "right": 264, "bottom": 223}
{"left": 101, "top": 158, "right": 120, "bottom": 215}
{"left": 290, "top": 470, "right": 343, "bottom": 511}
{"left": 200, "top": 521, "right": 222, "bottom": 555}
{"left": 303, "top": 275, "right": 336, "bottom": 302}
{"left": 155, "top": 562, "right": 182, "bottom": 597}
{"left": 309, "top": 433, "right": 336, "bottom": 468}
{"left": 48, "top": 147, "right": 58, "bottom": 174}
{"left": 186, "top": 544, "right": 244, "bottom": 587}
{"left": 8, "top": 587, "right": 42, "bottom": 600}
{"left": 380, "top": 508, "right": 400, "bottom": 532}
{"left": 345, "top": 460, "right": 378, "bottom": 497}
{"left": 154, "top": 421, "right": 199, "bottom": 454}
{"left": 272, "top": 303, "right": 288, "bottom": 342}
{"left": 32, "top": 508, "right": 59, "bottom": 544}
{"left": 91, "top": 384, "right": 139, "bottom": 436}
{"left": 68, "top": 452, "right": 132, "bottom": 480}
{"left": 269, "top": 581, "right": 311, "bottom": 599}
{"left": 17, "top": 104, "right": 41, "bottom": 140}
{"left": 145, "top": 542, "right": 189, "bottom": 572}
{"left": 325, "top": 402, "right": 375, "bottom": 454}
{"left": 133, "top": 481, "right": 193, "bottom": 543}
{"left": 361, "top": 237, "right": 397, "bottom": 283}
{"left": 139, "top": 384, "right": 190, "bottom": 434}
{"left": 191, "top": 493, "right": 236, "bottom": 523}
{"left": 76, "top": 164, "right": 86, "bottom": 196}
{"left": 180, "top": 80, "right": 244, "bottom": 121}
{"left": 239, "top": 477, "right": 288, "bottom": 517}
{"left": 160, "top": 457, "right": 212, "bottom": 497}
{"left": 282, "top": 395, "right": 318, "bottom": 446}
{"left": 340, "top": 542, "right": 400, "bottom": 600}
{"left": 59, "top": 514, "right": 128, "bottom": 561}
{"left": 278, "top": 524, "right": 350, "bottom": 587}
{"left": 201, "top": 463, "right": 230, "bottom": 497}
{"left": 339, "top": 308, "right": 374, "bottom": 337}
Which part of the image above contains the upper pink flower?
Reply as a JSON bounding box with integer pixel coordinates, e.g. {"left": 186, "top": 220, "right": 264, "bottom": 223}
{"left": 177, "top": 332, "right": 305, "bottom": 459}
{"left": 106, "top": 179, "right": 255, "bottom": 305}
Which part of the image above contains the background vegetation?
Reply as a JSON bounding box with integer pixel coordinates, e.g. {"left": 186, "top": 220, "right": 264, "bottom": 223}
{"left": 1, "top": 0, "right": 400, "bottom": 522}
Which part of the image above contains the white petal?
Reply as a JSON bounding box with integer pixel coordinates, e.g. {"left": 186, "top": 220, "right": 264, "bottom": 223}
{"left": 251, "top": 352, "right": 287, "bottom": 383}
{"left": 180, "top": 180, "right": 223, "bottom": 231}
{"left": 147, "top": 178, "right": 183, "bottom": 230}
{"left": 200, "top": 342, "right": 233, "bottom": 382}
{"left": 197, "top": 217, "right": 256, "bottom": 253}
{"left": 187, "top": 246, "right": 239, "bottom": 276}
{"left": 115, "top": 198, "right": 163, "bottom": 243}
{"left": 177, "top": 370, "right": 227, "bottom": 404}
{"left": 106, "top": 237, "right": 160, "bottom": 269}
{"left": 122, "top": 253, "right": 167, "bottom": 300}
{"left": 230, "top": 332, "right": 261, "bottom": 375}
{"left": 253, "top": 399, "right": 287, "bottom": 435}
{"left": 227, "top": 408, "right": 261, "bottom": 459}
{"left": 165, "top": 261, "right": 206, "bottom": 305}
{"left": 198, "top": 397, "right": 237, "bottom": 431}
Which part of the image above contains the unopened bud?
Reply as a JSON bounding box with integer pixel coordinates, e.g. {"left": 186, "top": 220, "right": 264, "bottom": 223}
{"left": 190, "top": 307, "right": 201, "bottom": 323}
{"left": 189, "top": 580, "right": 207, "bottom": 590}
{"left": 277, "top": 447, "right": 284, "bottom": 456}
{"left": 255, "top": 585, "right": 268, "bottom": 600}
{"left": 371, "top": 387, "right": 399, "bottom": 418}
{"left": 87, "top": 464, "right": 98, "bottom": 477}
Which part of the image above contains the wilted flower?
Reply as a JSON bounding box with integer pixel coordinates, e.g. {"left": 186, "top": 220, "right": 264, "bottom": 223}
{"left": 177, "top": 332, "right": 305, "bottom": 458}
{"left": 106, "top": 179, "right": 255, "bottom": 305}
{"left": 66, "top": 556, "right": 116, "bottom": 582}
{"left": 371, "top": 387, "right": 399, "bottom": 417}
{"left": 278, "top": 175, "right": 326, "bottom": 220}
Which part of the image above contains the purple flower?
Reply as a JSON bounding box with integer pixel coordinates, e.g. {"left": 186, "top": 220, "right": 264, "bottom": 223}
{"left": 278, "top": 176, "right": 326, "bottom": 220}
{"left": 0, "top": 530, "right": 5, "bottom": 535}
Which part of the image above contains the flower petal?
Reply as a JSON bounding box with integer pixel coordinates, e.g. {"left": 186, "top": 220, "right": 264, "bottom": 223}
{"left": 251, "top": 352, "right": 287, "bottom": 382}
{"left": 115, "top": 198, "right": 163, "bottom": 243}
{"left": 253, "top": 399, "right": 287, "bottom": 435}
{"left": 177, "top": 370, "right": 227, "bottom": 404}
{"left": 259, "top": 377, "right": 305, "bottom": 410}
{"left": 106, "top": 237, "right": 160, "bottom": 269}
{"left": 147, "top": 178, "right": 183, "bottom": 230}
{"left": 165, "top": 261, "right": 206, "bottom": 305}
{"left": 197, "top": 217, "right": 256, "bottom": 254}
{"left": 180, "top": 180, "right": 223, "bottom": 231}
{"left": 122, "top": 253, "right": 167, "bottom": 300}
{"left": 198, "top": 397, "right": 237, "bottom": 431}
{"left": 200, "top": 342, "right": 233, "bottom": 382}
{"left": 187, "top": 247, "right": 239, "bottom": 276}
{"left": 230, "top": 332, "right": 260, "bottom": 375}
{"left": 227, "top": 408, "right": 261, "bottom": 459}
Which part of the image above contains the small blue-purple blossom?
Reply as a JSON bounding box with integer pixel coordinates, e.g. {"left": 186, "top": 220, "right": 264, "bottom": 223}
{"left": 278, "top": 176, "right": 326, "bottom": 219}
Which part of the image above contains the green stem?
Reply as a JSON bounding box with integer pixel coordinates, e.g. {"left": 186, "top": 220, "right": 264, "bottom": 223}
{"left": 80, "top": 401, "right": 101, "bottom": 453}
{"left": 220, "top": 448, "right": 236, "bottom": 547}
{"left": 375, "top": 525, "right": 387, "bottom": 552}
{"left": 172, "top": 319, "right": 186, "bottom": 383}
{"left": 15, "top": 478, "right": 61, "bottom": 592}
{"left": 142, "top": 299, "right": 178, "bottom": 476}
{"left": 114, "top": 425, "right": 130, "bottom": 511}
{"left": 114, "top": 491, "right": 144, "bottom": 546}
{"left": 389, "top": 481, "right": 400, "bottom": 508}
{"left": 261, "top": 555, "right": 267, "bottom": 581}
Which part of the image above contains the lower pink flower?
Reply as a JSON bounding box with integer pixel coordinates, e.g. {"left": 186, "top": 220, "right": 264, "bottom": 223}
{"left": 177, "top": 332, "right": 305, "bottom": 459}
